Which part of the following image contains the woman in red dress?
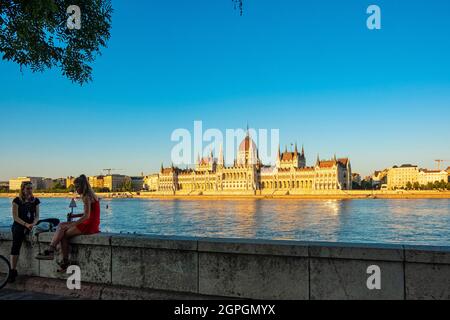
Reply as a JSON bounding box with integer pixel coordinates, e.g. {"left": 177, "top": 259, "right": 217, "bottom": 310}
{"left": 36, "top": 175, "right": 100, "bottom": 271}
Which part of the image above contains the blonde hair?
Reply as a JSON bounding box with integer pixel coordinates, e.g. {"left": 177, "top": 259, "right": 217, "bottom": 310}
{"left": 74, "top": 175, "right": 97, "bottom": 202}
{"left": 19, "top": 181, "right": 33, "bottom": 202}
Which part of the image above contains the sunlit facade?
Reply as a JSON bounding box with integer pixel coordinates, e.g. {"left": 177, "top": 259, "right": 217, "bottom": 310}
{"left": 155, "top": 132, "right": 352, "bottom": 194}
{"left": 418, "top": 170, "right": 448, "bottom": 185}
{"left": 9, "top": 177, "right": 44, "bottom": 191}
{"left": 387, "top": 165, "right": 448, "bottom": 189}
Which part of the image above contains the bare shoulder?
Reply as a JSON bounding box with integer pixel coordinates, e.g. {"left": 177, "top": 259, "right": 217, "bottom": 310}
{"left": 82, "top": 196, "right": 91, "bottom": 206}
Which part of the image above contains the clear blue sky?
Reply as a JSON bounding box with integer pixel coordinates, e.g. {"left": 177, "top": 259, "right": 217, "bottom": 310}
{"left": 1, "top": 0, "right": 450, "bottom": 180}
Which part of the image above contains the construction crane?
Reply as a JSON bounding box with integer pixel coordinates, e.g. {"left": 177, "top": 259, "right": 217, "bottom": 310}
{"left": 102, "top": 168, "right": 123, "bottom": 175}
{"left": 434, "top": 160, "right": 450, "bottom": 171}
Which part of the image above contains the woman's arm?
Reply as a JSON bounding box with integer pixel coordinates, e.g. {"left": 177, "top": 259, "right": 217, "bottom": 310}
{"left": 73, "top": 197, "right": 91, "bottom": 226}
{"left": 33, "top": 205, "right": 40, "bottom": 226}
{"left": 12, "top": 203, "right": 32, "bottom": 229}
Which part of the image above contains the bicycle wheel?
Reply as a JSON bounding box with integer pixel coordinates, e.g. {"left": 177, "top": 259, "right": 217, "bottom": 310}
{"left": 0, "top": 255, "right": 11, "bottom": 289}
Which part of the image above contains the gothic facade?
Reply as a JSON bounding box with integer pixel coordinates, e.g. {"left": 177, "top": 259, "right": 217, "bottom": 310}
{"left": 156, "top": 133, "right": 352, "bottom": 194}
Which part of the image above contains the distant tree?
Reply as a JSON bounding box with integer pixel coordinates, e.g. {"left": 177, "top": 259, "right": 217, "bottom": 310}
{"left": 0, "top": 1, "right": 245, "bottom": 84}
{"left": 51, "top": 181, "right": 65, "bottom": 190}
{"left": 433, "top": 181, "right": 441, "bottom": 190}
{"left": 447, "top": 182, "right": 450, "bottom": 190}
{"left": 93, "top": 187, "right": 109, "bottom": 193}
{"left": 121, "top": 179, "right": 133, "bottom": 192}
{"left": 405, "top": 182, "right": 413, "bottom": 190}
{"left": 0, "top": 0, "right": 113, "bottom": 84}
{"left": 232, "top": 0, "right": 243, "bottom": 15}
{"left": 413, "top": 182, "right": 420, "bottom": 190}
{"left": 360, "top": 180, "right": 373, "bottom": 190}
{"left": 67, "top": 184, "right": 75, "bottom": 192}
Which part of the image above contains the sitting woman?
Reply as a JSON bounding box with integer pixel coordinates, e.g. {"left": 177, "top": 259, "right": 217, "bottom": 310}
{"left": 36, "top": 175, "right": 100, "bottom": 271}
{"left": 9, "top": 181, "right": 40, "bottom": 282}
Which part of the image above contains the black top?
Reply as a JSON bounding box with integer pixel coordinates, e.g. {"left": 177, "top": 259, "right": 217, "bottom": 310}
{"left": 12, "top": 197, "right": 40, "bottom": 226}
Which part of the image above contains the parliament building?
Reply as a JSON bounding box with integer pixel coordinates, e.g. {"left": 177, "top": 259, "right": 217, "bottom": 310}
{"left": 153, "top": 132, "right": 352, "bottom": 195}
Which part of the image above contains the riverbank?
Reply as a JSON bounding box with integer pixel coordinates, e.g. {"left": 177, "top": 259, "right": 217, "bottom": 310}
{"left": 135, "top": 191, "right": 450, "bottom": 200}
{"left": 1, "top": 190, "right": 450, "bottom": 200}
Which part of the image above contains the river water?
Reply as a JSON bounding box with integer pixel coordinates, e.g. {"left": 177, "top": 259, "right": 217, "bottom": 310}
{"left": 0, "top": 197, "right": 449, "bottom": 246}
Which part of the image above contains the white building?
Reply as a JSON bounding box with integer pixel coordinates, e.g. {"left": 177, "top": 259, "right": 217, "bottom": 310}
{"left": 387, "top": 165, "right": 448, "bottom": 189}
{"left": 144, "top": 174, "right": 159, "bottom": 191}
{"left": 9, "top": 177, "right": 44, "bottom": 191}
{"left": 418, "top": 170, "right": 448, "bottom": 185}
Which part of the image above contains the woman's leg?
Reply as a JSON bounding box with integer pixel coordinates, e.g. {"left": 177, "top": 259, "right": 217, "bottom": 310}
{"left": 9, "top": 225, "right": 25, "bottom": 281}
{"left": 36, "top": 222, "right": 71, "bottom": 260}
{"left": 49, "top": 222, "right": 71, "bottom": 249}
{"left": 10, "top": 255, "right": 18, "bottom": 270}
{"left": 63, "top": 226, "right": 83, "bottom": 244}
{"left": 10, "top": 226, "right": 25, "bottom": 270}
{"left": 57, "top": 226, "right": 82, "bottom": 270}
{"left": 60, "top": 237, "right": 70, "bottom": 261}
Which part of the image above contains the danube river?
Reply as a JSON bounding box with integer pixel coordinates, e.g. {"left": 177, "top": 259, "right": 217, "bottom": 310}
{"left": 0, "top": 198, "right": 449, "bottom": 246}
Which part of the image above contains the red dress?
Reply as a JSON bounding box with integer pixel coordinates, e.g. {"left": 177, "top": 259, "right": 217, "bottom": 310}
{"left": 76, "top": 199, "right": 100, "bottom": 234}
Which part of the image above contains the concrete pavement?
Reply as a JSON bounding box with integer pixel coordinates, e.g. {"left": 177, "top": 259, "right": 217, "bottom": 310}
{"left": 0, "top": 288, "right": 69, "bottom": 300}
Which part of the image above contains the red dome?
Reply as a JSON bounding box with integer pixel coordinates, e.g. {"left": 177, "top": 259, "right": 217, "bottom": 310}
{"left": 239, "top": 136, "right": 256, "bottom": 152}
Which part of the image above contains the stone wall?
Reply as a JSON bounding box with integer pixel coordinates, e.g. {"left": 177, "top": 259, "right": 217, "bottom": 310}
{"left": 0, "top": 228, "right": 449, "bottom": 300}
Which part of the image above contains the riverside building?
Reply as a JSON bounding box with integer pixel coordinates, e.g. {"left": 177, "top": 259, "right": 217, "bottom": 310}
{"left": 387, "top": 164, "right": 448, "bottom": 189}
{"left": 9, "top": 177, "right": 44, "bottom": 191}
{"left": 154, "top": 132, "right": 352, "bottom": 195}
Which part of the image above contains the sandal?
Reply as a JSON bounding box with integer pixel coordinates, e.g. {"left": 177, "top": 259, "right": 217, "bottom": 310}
{"left": 57, "top": 259, "right": 71, "bottom": 273}
{"left": 35, "top": 247, "right": 55, "bottom": 260}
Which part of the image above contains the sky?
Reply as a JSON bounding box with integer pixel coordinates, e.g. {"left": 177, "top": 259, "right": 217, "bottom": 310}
{"left": 1, "top": 0, "right": 450, "bottom": 180}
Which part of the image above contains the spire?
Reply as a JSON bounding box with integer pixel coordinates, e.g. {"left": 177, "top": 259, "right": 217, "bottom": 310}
{"left": 285, "top": 145, "right": 288, "bottom": 153}
{"left": 316, "top": 154, "right": 320, "bottom": 166}
{"left": 218, "top": 143, "right": 224, "bottom": 166}
{"left": 160, "top": 162, "right": 164, "bottom": 173}
{"left": 277, "top": 144, "right": 281, "bottom": 161}
{"left": 301, "top": 144, "right": 305, "bottom": 157}
{"left": 294, "top": 142, "right": 298, "bottom": 154}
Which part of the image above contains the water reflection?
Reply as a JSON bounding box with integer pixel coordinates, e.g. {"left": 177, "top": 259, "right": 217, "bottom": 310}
{"left": 0, "top": 198, "right": 449, "bottom": 245}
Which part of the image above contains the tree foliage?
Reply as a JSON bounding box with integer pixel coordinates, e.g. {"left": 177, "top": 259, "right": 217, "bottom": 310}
{"left": 232, "top": 0, "right": 243, "bottom": 15}
{"left": 0, "top": 0, "right": 112, "bottom": 84}
{"left": 403, "top": 180, "right": 450, "bottom": 191}
{"left": 0, "top": 1, "right": 244, "bottom": 84}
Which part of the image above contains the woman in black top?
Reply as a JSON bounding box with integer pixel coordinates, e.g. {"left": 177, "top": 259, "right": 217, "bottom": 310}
{"left": 9, "top": 181, "right": 40, "bottom": 283}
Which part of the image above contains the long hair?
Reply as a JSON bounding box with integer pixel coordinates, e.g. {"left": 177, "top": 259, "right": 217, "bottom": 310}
{"left": 74, "top": 175, "right": 97, "bottom": 202}
{"left": 18, "top": 181, "right": 33, "bottom": 202}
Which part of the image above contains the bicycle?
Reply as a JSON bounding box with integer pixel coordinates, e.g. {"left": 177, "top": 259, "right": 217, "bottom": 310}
{"left": 0, "top": 254, "right": 11, "bottom": 289}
